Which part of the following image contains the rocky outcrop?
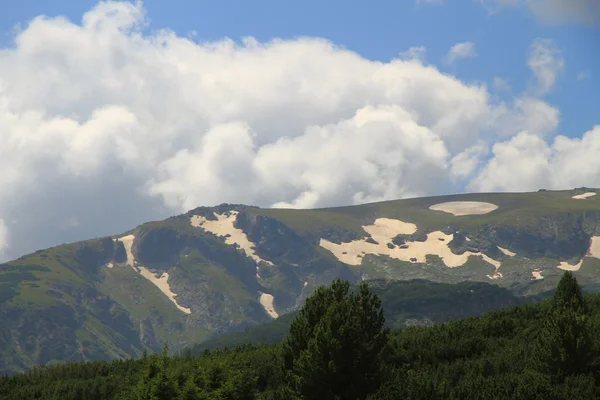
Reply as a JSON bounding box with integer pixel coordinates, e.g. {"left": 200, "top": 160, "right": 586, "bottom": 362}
{"left": 449, "top": 212, "right": 600, "bottom": 261}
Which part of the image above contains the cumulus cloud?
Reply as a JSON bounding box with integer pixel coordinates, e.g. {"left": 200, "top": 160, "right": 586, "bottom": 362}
{"left": 527, "top": 38, "right": 565, "bottom": 96}
{"left": 469, "top": 132, "right": 553, "bottom": 191}
{"left": 450, "top": 144, "right": 488, "bottom": 179}
{"left": 0, "top": 1, "right": 593, "bottom": 260}
{"left": 444, "top": 41, "right": 477, "bottom": 64}
{"left": 496, "top": 97, "right": 560, "bottom": 137}
{"left": 470, "top": 126, "right": 600, "bottom": 192}
{"left": 398, "top": 46, "right": 427, "bottom": 62}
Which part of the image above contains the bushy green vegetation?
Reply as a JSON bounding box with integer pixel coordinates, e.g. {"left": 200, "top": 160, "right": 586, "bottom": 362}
{"left": 2, "top": 272, "right": 600, "bottom": 399}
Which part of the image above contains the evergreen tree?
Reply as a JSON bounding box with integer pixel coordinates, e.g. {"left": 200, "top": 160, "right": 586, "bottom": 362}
{"left": 282, "top": 279, "right": 389, "bottom": 400}
{"left": 551, "top": 271, "right": 586, "bottom": 313}
{"left": 533, "top": 272, "right": 591, "bottom": 380}
{"left": 134, "top": 343, "right": 178, "bottom": 400}
{"left": 177, "top": 376, "right": 200, "bottom": 400}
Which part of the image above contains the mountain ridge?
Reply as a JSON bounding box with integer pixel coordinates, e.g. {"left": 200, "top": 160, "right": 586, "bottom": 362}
{"left": 2, "top": 188, "right": 600, "bottom": 373}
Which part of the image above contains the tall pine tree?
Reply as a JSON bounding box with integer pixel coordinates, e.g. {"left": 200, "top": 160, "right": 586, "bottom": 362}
{"left": 282, "top": 279, "right": 389, "bottom": 400}
{"left": 134, "top": 343, "right": 178, "bottom": 400}
{"left": 533, "top": 271, "right": 591, "bottom": 381}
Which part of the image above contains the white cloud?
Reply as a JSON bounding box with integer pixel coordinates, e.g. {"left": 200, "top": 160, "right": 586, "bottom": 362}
{"left": 470, "top": 126, "right": 600, "bottom": 192}
{"left": 492, "top": 77, "right": 511, "bottom": 92}
{"left": 486, "top": 0, "right": 600, "bottom": 25}
{"left": 527, "top": 38, "right": 564, "bottom": 96}
{"left": 0, "top": 1, "right": 592, "bottom": 260}
{"left": 444, "top": 41, "right": 477, "bottom": 64}
{"left": 399, "top": 46, "right": 427, "bottom": 62}
{"left": 450, "top": 143, "right": 488, "bottom": 179}
{"left": 495, "top": 97, "right": 560, "bottom": 137}
{"left": 469, "top": 132, "right": 552, "bottom": 192}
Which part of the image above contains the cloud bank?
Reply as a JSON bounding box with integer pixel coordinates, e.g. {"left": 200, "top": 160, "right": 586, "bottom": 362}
{"left": 0, "top": 1, "right": 598, "bottom": 260}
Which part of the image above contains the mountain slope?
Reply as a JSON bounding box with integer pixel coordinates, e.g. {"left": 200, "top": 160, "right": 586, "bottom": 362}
{"left": 185, "top": 279, "right": 552, "bottom": 354}
{"left": 2, "top": 274, "right": 599, "bottom": 399}
{"left": 2, "top": 188, "right": 600, "bottom": 373}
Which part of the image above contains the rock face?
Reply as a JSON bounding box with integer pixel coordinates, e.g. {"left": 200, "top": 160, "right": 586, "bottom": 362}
{"left": 2, "top": 189, "right": 600, "bottom": 374}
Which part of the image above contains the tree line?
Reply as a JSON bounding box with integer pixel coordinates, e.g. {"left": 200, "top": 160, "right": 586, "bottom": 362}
{"left": 1, "top": 272, "right": 600, "bottom": 399}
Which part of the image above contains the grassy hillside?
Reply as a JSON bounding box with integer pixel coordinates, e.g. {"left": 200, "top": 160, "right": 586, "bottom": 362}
{"left": 2, "top": 188, "right": 600, "bottom": 374}
{"left": 1, "top": 273, "right": 599, "bottom": 399}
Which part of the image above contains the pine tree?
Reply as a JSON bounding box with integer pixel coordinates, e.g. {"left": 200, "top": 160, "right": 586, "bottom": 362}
{"left": 282, "top": 279, "right": 389, "bottom": 400}
{"left": 533, "top": 271, "right": 591, "bottom": 381}
{"left": 134, "top": 343, "right": 179, "bottom": 400}
{"left": 551, "top": 271, "right": 586, "bottom": 313}
{"left": 177, "top": 376, "right": 200, "bottom": 400}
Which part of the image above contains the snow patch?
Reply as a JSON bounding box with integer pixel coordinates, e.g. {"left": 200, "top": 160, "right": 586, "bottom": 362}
{"left": 589, "top": 236, "right": 600, "bottom": 258}
{"left": 259, "top": 292, "right": 278, "bottom": 318}
{"left": 557, "top": 259, "right": 583, "bottom": 271}
{"left": 486, "top": 272, "right": 503, "bottom": 280}
{"left": 320, "top": 219, "right": 502, "bottom": 277}
{"left": 558, "top": 258, "right": 583, "bottom": 271}
{"left": 190, "top": 211, "right": 273, "bottom": 265}
{"left": 107, "top": 234, "right": 191, "bottom": 314}
{"left": 138, "top": 267, "right": 191, "bottom": 314}
{"left": 119, "top": 234, "right": 137, "bottom": 270}
{"left": 429, "top": 201, "right": 498, "bottom": 216}
{"left": 498, "top": 246, "right": 516, "bottom": 257}
{"left": 532, "top": 269, "right": 543, "bottom": 280}
{"left": 572, "top": 192, "right": 597, "bottom": 200}
{"left": 362, "top": 217, "right": 417, "bottom": 238}
{"left": 557, "top": 236, "right": 600, "bottom": 271}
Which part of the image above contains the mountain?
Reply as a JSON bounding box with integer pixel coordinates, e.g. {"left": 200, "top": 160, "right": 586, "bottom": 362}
{"left": 184, "top": 279, "right": 552, "bottom": 354}
{"left": 1, "top": 273, "right": 598, "bottom": 399}
{"left": 1, "top": 187, "right": 600, "bottom": 373}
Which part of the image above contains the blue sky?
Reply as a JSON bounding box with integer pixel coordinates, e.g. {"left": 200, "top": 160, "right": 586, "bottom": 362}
{"left": 0, "top": 0, "right": 599, "bottom": 259}
{"left": 1, "top": 0, "right": 597, "bottom": 137}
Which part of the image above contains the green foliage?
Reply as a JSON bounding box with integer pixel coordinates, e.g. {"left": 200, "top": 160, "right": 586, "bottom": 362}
{"left": 533, "top": 272, "right": 592, "bottom": 381}
{"left": 552, "top": 271, "right": 586, "bottom": 313}
{"left": 134, "top": 344, "right": 178, "bottom": 400}
{"left": 283, "top": 280, "right": 389, "bottom": 400}
{"left": 3, "top": 275, "right": 600, "bottom": 399}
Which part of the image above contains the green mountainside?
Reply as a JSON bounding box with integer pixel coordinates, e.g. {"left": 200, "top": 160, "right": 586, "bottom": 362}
{"left": 1, "top": 273, "right": 599, "bottom": 399}
{"left": 1, "top": 188, "right": 600, "bottom": 373}
{"left": 185, "top": 279, "right": 551, "bottom": 354}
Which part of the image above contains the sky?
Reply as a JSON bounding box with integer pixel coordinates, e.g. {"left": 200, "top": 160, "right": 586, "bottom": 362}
{"left": 0, "top": 0, "right": 598, "bottom": 261}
